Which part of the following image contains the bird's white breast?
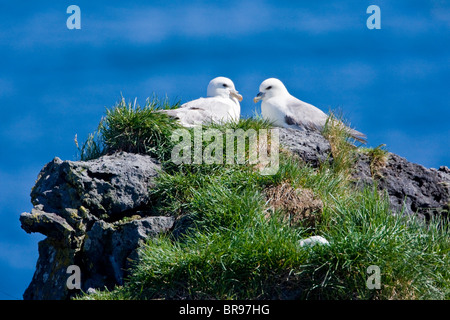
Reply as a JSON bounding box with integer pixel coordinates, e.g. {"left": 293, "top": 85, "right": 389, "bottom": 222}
{"left": 261, "top": 99, "right": 288, "bottom": 127}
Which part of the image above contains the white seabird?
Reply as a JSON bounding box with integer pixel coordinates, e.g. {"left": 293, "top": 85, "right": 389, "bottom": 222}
{"left": 253, "top": 78, "right": 366, "bottom": 143}
{"left": 159, "top": 76, "right": 242, "bottom": 127}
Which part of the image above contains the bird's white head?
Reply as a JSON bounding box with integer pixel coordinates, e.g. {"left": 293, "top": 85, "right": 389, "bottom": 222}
{"left": 253, "top": 78, "right": 289, "bottom": 103}
{"left": 207, "top": 77, "right": 243, "bottom": 102}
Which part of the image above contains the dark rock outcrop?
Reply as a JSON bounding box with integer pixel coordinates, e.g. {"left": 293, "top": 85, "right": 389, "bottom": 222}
{"left": 278, "top": 128, "right": 332, "bottom": 167}
{"left": 29, "top": 152, "right": 161, "bottom": 221}
{"left": 20, "top": 152, "right": 174, "bottom": 300}
{"left": 352, "top": 152, "right": 450, "bottom": 220}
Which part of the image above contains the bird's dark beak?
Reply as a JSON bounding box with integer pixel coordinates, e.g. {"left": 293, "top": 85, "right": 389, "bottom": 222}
{"left": 253, "top": 92, "right": 264, "bottom": 103}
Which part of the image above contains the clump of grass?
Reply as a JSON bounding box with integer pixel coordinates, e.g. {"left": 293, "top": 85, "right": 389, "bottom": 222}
{"left": 99, "top": 96, "right": 181, "bottom": 160}
{"left": 206, "top": 114, "right": 274, "bottom": 132}
{"left": 321, "top": 112, "right": 360, "bottom": 178}
{"left": 360, "top": 144, "right": 389, "bottom": 179}
{"left": 315, "top": 188, "right": 450, "bottom": 299}
{"left": 162, "top": 116, "right": 275, "bottom": 174}
{"left": 264, "top": 183, "right": 323, "bottom": 229}
{"left": 75, "top": 131, "right": 105, "bottom": 161}
{"left": 75, "top": 95, "right": 181, "bottom": 161}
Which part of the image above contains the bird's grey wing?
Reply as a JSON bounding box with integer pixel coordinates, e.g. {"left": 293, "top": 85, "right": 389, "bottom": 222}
{"left": 284, "top": 114, "right": 322, "bottom": 131}
{"left": 345, "top": 126, "right": 367, "bottom": 143}
{"left": 158, "top": 108, "right": 207, "bottom": 127}
{"left": 285, "top": 99, "right": 366, "bottom": 143}
{"left": 179, "top": 97, "right": 208, "bottom": 109}
{"left": 158, "top": 98, "right": 235, "bottom": 127}
{"left": 284, "top": 99, "right": 328, "bottom": 131}
{"left": 184, "top": 98, "right": 237, "bottom": 122}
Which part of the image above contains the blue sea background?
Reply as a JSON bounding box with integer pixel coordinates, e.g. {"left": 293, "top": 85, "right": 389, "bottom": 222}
{"left": 0, "top": 0, "right": 449, "bottom": 299}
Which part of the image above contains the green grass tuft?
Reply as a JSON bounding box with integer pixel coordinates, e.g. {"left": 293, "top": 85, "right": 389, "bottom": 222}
{"left": 75, "top": 131, "right": 105, "bottom": 161}
{"left": 99, "top": 96, "right": 181, "bottom": 160}
{"left": 76, "top": 95, "right": 181, "bottom": 161}
{"left": 360, "top": 144, "right": 389, "bottom": 178}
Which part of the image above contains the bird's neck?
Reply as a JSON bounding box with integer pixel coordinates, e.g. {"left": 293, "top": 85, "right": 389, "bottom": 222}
{"left": 231, "top": 100, "right": 240, "bottom": 119}
{"left": 230, "top": 96, "right": 241, "bottom": 106}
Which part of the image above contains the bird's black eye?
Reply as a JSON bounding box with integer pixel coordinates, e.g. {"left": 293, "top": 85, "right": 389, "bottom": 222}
{"left": 266, "top": 86, "right": 272, "bottom": 90}
{"left": 223, "top": 84, "right": 228, "bottom": 87}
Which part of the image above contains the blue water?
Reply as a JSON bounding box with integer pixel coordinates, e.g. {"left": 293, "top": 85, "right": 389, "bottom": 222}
{"left": 1, "top": 0, "right": 449, "bottom": 299}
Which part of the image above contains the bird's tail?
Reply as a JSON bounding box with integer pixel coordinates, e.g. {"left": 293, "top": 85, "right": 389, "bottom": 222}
{"left": 323, "top": 113, "right": 367, "bottom": 144}
{"left": 347, "top": 127, "right": 367, "bottom": 144}
{"left": 156, "top": 108, "right": 181, "bottom": 119}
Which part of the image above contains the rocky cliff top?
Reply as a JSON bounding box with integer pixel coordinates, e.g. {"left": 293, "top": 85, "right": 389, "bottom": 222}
{"left": 20, "top": 128, "right": 450, "bottom": 300}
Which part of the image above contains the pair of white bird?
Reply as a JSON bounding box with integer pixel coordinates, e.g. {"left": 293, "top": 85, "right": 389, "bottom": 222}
{"left": 159, "top": 76, "right": 366, "bottom": 143}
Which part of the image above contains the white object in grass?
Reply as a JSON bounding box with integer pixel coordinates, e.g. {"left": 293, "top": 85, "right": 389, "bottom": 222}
{"left": 299, "top": 235, "right": 330, "bottom": 247}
